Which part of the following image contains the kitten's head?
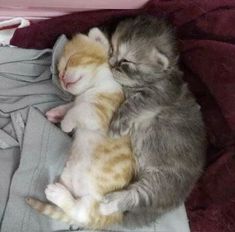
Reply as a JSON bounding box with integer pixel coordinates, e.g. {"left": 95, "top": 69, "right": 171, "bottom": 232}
{"left": 109, "top": 15, "right": 179, "bottom": 87}
{"left": 58, "top": 28, "right": 109, "bottom": 95}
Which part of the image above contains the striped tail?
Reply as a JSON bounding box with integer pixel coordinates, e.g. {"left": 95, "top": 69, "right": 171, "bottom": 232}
{"left": 26, "top": 197, "right": 75, "bottom": 225}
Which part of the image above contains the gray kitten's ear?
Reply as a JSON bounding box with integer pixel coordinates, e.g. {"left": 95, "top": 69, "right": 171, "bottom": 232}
{"left": 151, "top": 49, "right": 169, "bottom": 71}
{"left": 88, "top": 27, "right": 109, "bottom": 51}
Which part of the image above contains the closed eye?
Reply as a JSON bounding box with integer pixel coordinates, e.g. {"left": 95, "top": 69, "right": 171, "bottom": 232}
{"left": 119, "top": 58, "right": 136, "bottom": 64}
{"left": 120, "top": 59, "right": 129, "bottom": 63}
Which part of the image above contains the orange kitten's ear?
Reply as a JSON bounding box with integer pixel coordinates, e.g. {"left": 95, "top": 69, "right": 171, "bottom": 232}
{"left": 88, "top": 27, "right": 109, "bottom": 52}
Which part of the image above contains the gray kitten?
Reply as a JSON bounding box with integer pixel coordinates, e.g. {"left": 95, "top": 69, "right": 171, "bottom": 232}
{"left": 100, "top": 15, "right": 206, "bottom": 227}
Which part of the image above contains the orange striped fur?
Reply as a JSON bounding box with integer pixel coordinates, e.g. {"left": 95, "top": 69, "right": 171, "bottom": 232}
{"left": 26, "top": 29, "right": 136, "bottom": 229}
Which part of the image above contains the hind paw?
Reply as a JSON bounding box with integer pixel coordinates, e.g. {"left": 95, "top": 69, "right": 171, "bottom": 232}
{"left": 45, "top": 183, "right": 73, "bottom": 208}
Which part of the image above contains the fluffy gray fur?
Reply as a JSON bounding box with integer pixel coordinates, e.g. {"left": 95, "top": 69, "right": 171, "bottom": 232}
{"left": 100, "top": 15, "right": 206, "bottom": 227}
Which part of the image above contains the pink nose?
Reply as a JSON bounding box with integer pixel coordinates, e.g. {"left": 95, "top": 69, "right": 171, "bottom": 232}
{"left": 59, "top": 73, "right": 68, "bottom": 87}
{"left": 61, "top": 77, "right": 68, "bottom": 87}
{"left": 59, "top": 73, "right": 65, "bottom": 80}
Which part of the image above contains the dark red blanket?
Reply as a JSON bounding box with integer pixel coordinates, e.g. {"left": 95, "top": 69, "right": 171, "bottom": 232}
{"left": 11, "top": 1, "right": 235, "bottom": 231}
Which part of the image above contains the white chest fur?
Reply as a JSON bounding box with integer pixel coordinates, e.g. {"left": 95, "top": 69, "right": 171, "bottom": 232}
{"left": 60, "top": 128, "right": 104, "bottom": 198}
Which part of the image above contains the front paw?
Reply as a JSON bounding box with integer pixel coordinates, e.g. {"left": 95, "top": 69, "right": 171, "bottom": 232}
{"left": 100, "top": 191, "right": 130, "bottom": 215}
{"left": 109, "top": 117, "right": 130, "bottom": 138}
{"left": 46, "top": 108, "right": 64, "bottom": 123}
{"left": 61, "top": 118, "right": 76, "bottom": 133}
{"left": 109, "top": 118, "right": 121, "bottom": 138}
{"left": 46, "top": 103, "right": 72, "bottom": 123}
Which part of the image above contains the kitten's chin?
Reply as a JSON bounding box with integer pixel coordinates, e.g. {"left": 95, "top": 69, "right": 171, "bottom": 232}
{"left": 61, "top": 82, "right": 78, "bottom": 95}
{"left": 65, "top": 80, "right": 79, "bottom": 89}
{"left": 64, "top": 87, "right": 80, "bottom": 96}
{"left": 63, "top": 83, "right": 91, "bottom": 96}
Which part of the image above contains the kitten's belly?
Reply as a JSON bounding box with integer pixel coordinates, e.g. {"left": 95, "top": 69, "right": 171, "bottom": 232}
{"left": 61, "top": 162, "right": 90, "bottom": 197}
{"left": 61, "top": 128, "right": 103, "bottom": 198}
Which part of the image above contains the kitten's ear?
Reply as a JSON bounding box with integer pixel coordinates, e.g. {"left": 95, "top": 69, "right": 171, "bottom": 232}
{"left": 151, "top": 49, "right": 169, "bottom": 71}
{"left": 88, "top": 27, "right": 109, "bottom": 51}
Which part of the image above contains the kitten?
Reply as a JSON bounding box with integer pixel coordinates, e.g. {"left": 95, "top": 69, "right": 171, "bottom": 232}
{"left": 26, "top": 28, "right": 136, "bottom": 229}
{"left": 99, "top": 15, "right": 207, "bottom": 227}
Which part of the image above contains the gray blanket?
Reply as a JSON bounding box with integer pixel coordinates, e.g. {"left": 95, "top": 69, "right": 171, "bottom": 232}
{"left": 0, "top": 36, "right": 190, "bottom": 232}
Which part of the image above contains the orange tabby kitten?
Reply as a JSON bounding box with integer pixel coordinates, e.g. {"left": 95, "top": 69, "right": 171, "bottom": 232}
{"left": 26, "top": 28, "right": 136, "bottom": 229}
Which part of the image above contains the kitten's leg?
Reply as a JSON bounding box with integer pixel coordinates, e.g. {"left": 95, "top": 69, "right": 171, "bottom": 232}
{"left": 45, "top": 183, "right": 90, "bottom": 224}
{"left": 45, "top": 183, "right": 75, "bottom": 210}
{"left": 46, "top": 103, "right": 73, "bottom": 123}
{"left": 100, "top": 169, "right": 160, "bottom": 215}
{"left": 100, "top": 190, "right": 134, "bottom": 215}
{"left": 60, "top": 108, "right": 78, "bottom": 133}
{"left": 109, "top": 102, "right": 133, "bottom": 138}
{"left": 61, "top": 103, "right": 101, "bottom": 132}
